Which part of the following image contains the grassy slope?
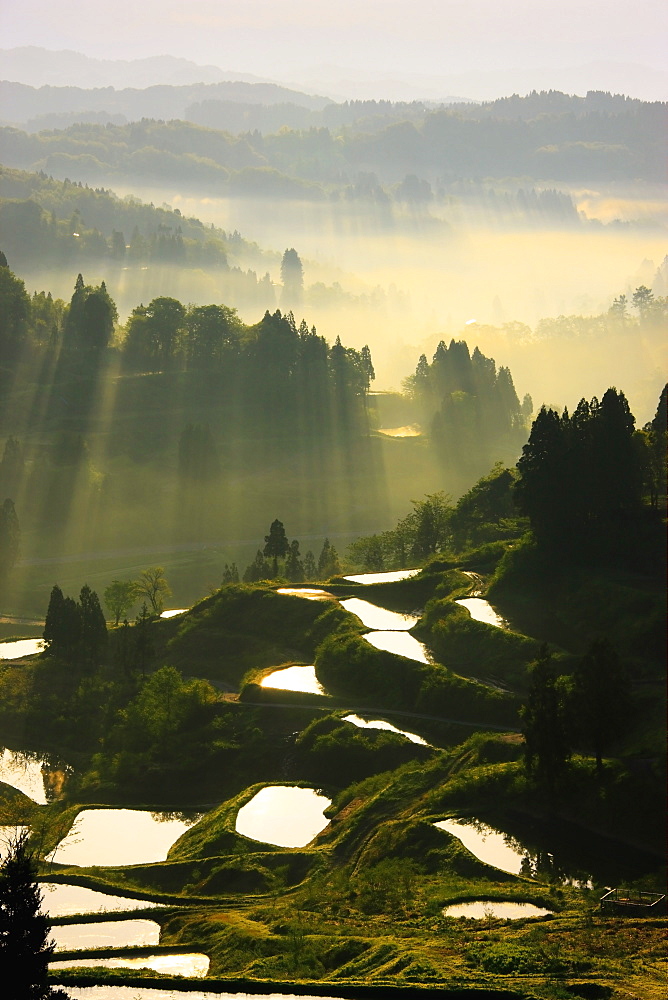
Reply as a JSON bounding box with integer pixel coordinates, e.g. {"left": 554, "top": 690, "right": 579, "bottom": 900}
{"left": 1, "top": 564, "right": 662, "bottom": 998}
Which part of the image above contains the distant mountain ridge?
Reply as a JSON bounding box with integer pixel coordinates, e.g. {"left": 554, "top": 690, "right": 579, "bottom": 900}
{"left": 0, "top": 47, "right": 270, "bottom": 89}
{"left": 0, "top": 79, "right": 332, "bottom": 130}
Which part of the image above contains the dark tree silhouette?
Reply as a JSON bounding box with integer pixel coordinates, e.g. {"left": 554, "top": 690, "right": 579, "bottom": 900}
{"left": 520, "top": 647, "right": 571, "bottom": 793}
{"left": 0, "top": 830, "right": 69, "bottom": 998}
{"left": 573, "top": 638, "right": 630, "bottom": 777}
{"left": 263, "top": 519, "right": 290, "bottom": 577}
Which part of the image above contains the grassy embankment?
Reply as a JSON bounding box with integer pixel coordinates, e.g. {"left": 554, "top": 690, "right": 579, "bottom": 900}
{"left": 1, "top": 558, "right": 664, "bottom": 998}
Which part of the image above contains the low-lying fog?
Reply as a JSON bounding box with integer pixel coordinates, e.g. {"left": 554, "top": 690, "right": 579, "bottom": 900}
{"left": 21, "top": 187, "right": 667, "bottom": 424}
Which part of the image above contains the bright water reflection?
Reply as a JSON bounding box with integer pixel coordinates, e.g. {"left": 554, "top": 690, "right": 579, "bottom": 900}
{"left": 340, "top": 598, "right": 418, "bottom": 631}
{"left": 377, "top": 425, "right": 422, "bottom": 437}
{"left": 50, "top": 953, "right": 209, "bottom": 976}
{"left": 435, "top": 818, "right": 526, "bottom": 875}
{"left": 0, "top": 748, "right": 57, "bottom": 804}
{"left": 260, "top": 665, "right": 326, "bottom": 695}
{"left": 277, "top": 588, "right": 335, "bottom": 601}
{"left": 343, "top": 714, "right": 428, "bottom": 746}
{"left": 53, "top": 809, "right": 199, "bottom": 867}
{"left": 0, "top": 637, "right": 43, "bottom": 659}
{"left": 64, "top": 987, "right": 347, "bottom": 999}
{"left": 40, "top": 882, "right": 165, "bottom": 917}
{"left": 364, "top": 631, "right": 430, "bottom": 663}
{"left": 159, "top": 609, "right": 187, "bottom": 618}
{"left": 236, "top": 786, "right": 330, "bottom": 847}
{"left": 442, "top": 900, "right": 552, "bottom": 920}
{"left": 344, "top": 569, "right": 420, "bottom": 584}
{"left": 456, "top": 598, "right": 507, "bottom": 629}
{"left": 52, "top": 919, "right": 160, "bottom": 951}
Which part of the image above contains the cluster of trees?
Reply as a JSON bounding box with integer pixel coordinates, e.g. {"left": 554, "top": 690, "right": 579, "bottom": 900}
{"left": 348, "top": 465, "right": 529, "bottom": 572}
{"left": 43, "top": 583, "right": 107, "bottom": 665}
{"left": 514, "top": 385, "right": 666, "bottom": 555}
{"left": 1, "top": 264, "right": 374, "bottom": 419}
{"left": 241, "top": 520, "right": 341, "bottom": 582}
{"left": 521, "top": 639, "right": 631, "bottom": 791}
{"left": 2, "top": 94, "right": 663, "bottom": 197}
{"left": 103, "top": 567, "right": 171, "bottom": 624}
{"left": 405, "top": 339, "right": 531, "bottom": 480}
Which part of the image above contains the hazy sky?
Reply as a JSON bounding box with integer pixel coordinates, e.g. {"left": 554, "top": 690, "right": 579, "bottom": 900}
{"left": 2, "top": 0, "right": 666, "bottom": 80}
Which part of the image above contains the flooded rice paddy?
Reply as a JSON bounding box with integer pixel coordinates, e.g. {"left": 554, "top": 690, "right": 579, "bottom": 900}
{"left": 363, "top": 630, "right": 431, "bottom": 662}
{"left": 40, "top": 882, "right": 165, "bottom": 917}
{"left": 260, "top": 665, "right": 326, "bottom": 695}
{"left": 455, "top": 597, "right": 508, "bottom": 628}
{"left": 235, "top": 785, "right": 331, "bottom": 847}
{"left": 52, "top": 919, "right": 161, "bottom": 951}
{"left": 53, "top": 809, "right": 200, "bottom": 867}
{"left": 343, "top": 714, "right": 428, "bottom": 745}
{"left": 339, "top": 597, "right": 418, "bottom": 631}
{"left": 0, "top": 637, "right": 43, "bottom": 659}
{"left": 50, "top": 953, "right": 210, "bottom": 976}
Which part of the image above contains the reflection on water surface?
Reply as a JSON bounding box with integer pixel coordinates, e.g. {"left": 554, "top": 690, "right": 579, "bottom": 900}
{"left": 52, "top": 919, "right": 160, "bottom": 951}
{"left": 64, "top": 987, "right": 347, "bottom": 999}
{"left": 277, "top": 588, "right": 335, "bottom": 600}
{"left": 363, "top": 630, "right": 430, "bottom": 662}
{"left": 442, "top": 900, "right": 552, "bottom": 919}
{"left": 343, "top": 714, "right": 428, "bottom": 745}
{"left": 0, "top": 637, "right": 43, "bottom": 659}
{"left": 53, "top": 809, "right": 199, "bottom": 867}
{"left": 340, "top": 597, "right": 418, "bottom": 630}
{"left": 40, "top": 882, "right": 165, "bottom": 917}
{"left": 456, "top": 597, "right": 507, "bottom": 628}
{"left": 435, "top": 818, "right": 526, "bottom": 875}
{"left": 0, "top": 747, "right": 68, "bottom": 804}
{"left": 236, "top": 785, "right": 331, "bottom": 847}
{"left": 260, "top": 665, "right": 326, "bottom": 695}
{"left": 344, "top": 569, "right": 420, "bottom": 584}
{"left": 50, "top": 953, "right": 209, "bottom": 976}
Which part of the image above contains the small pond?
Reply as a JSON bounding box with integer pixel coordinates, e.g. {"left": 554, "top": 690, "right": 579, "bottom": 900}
{"left": 159, "top": 609, "right": 187, "bottom": 618}
{"left": 343, "top": 714, "right": 428, "bottom": 746}
{"left": 344, "top": 569, "right": 420, "bottom": 584}
{"left": 52, "top": 919, "right": 160, "bottom": 951}
{"left": 50, "top": 953, "right": 209, "bottom": 977}
{"left": 235, "top": 785, "right": 331, "bottom": 848}
{"left": 0, "top": 637, "right": 43, "bottom": 659}
{"left": 363, "top": 630, "right": 430, "bottom": 663}
{"left": 63, "top": 988, "right": 347, "bottom": 999}
{"left": 260, "top": 665, "right": 326, "bottom": 695}
{"left": 40, "top": 882, "right": 165, "bottom": 917}
{"left": 442, "top": 900, "right": 552, "bottom": 920}
{"left": 0, "top": 747, "right": 69, "bottom": 804}
{"left": 277, "top": 588, "right": 335, "bottom": 601}
{"left": 340, "top": 597, "right": 418, "bottom": 631}
{"left": 456, "top": 598, "right": 507, "bottom": 629}
{"left": 53, "top": 809, "right": 200, "bottom": 867}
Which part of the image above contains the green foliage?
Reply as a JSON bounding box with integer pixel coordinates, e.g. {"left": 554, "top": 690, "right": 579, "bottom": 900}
{"left": 103, "top": 579, "right": 139, "bottom": 627}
